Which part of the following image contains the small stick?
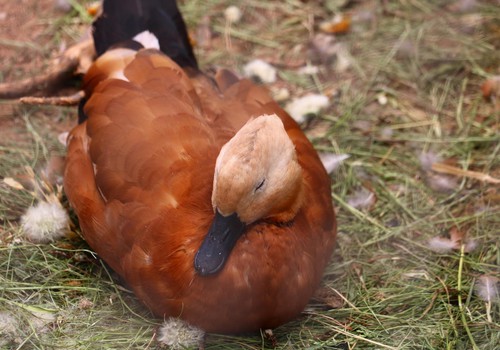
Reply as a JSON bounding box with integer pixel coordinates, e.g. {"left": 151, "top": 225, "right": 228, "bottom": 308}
{"left": 431, "top": 163, "right": 500, "bottom": 184}
{"left": 0, "top": 39, "right": 94, "bottom": 99}
{"left": 20, "top": 91, "right": 84, "bottom": 106}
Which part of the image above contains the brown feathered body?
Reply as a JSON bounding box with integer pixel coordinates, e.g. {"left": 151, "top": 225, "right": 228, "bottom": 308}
{"left": 64, "top": 48, "right": 336, "bottom": 333}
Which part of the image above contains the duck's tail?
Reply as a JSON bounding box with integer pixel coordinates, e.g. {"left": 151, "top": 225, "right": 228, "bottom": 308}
{"left": 92, "top": 0, "right": 198, "bottom": 69}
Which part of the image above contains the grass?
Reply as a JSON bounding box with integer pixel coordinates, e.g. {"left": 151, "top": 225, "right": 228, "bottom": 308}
{"left": 1, "top": 0, "right": 499, "bottom": 349}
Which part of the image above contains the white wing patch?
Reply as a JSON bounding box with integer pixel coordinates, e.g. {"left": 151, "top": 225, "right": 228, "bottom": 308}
{"left": 133, "top": 30, "right": 160, "bottom": 50}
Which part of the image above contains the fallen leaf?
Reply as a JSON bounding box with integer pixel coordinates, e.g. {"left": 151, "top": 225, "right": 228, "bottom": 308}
{"left": 3, "top": 177, "right": 25, "bottom": 190}
{"left": 319, "top": 14, "right": 352, "bottom": 34}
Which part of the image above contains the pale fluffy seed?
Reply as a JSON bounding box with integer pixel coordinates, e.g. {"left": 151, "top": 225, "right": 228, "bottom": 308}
{"left": 21, "top": 200, "right": 69, "bottom": 243}
{"left": 475, "top": 275, "right": 499, "bottom": 303}
{"left": 157, "top": 318, "right": 205, "bottom": 349}
{"left": 285, "top": 94, "right": 329, "bottom": 123}
{"left": 224, "top": 5, "right": 242, "bottom": 24}
{"left": 243, "top": 59, "right": 277, "bottom": 84}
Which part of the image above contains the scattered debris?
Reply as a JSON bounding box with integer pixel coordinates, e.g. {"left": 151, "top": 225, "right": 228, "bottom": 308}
{"left": 157, "top": 318, "right": 205, "bottom": 349}
{"left": 242, "top": 59, "right": 277, "bottom": 84}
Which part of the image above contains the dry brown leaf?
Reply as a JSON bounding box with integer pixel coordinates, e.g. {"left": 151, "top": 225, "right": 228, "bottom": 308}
{"left": 3, "top": 177, "right": 25, "bottom": 190}
{"left": 319, "top": 15, "right": 352, "bottom": 34}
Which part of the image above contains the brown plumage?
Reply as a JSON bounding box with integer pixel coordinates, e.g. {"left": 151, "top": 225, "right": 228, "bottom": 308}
{"left": 64, "top": 3, "right": 336, "bottom": 334}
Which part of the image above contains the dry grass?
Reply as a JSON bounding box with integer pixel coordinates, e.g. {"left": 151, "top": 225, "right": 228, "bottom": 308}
{"left": 1, "top": 0, "right": 499, "bottom": 349}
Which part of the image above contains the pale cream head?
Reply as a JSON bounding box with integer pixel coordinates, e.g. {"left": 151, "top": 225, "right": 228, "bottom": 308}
{"left": 212, "top": 114, "right": 303, "bottom": 224}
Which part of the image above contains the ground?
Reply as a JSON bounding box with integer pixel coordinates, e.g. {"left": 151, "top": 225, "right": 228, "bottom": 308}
{"left": 0, "top": 0, "right": 499, "bottom": 349}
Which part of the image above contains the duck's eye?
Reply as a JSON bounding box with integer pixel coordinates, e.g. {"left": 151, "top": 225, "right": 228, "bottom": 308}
{"left": 254, "top": 179, "right": 266, "bottom": 192}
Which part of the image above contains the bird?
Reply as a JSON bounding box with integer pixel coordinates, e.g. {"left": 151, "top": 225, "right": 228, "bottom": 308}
{"left": 64, "top": 0, "right": 336, "bottom": 334}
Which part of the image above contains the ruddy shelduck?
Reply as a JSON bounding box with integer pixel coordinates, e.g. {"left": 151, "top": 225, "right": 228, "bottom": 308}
{"left": 64, "top": 0, "right": 336, "bottom": 333}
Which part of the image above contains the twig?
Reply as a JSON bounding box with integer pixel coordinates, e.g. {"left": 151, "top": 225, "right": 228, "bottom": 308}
{"left": 20, "top": 91, "right": 84, "bottom": 106}
{"left": 0, "top": 39, "right": 94, "bottom": 99}
{"left": 432, "top": 163, "right": 500, "bottom": 184}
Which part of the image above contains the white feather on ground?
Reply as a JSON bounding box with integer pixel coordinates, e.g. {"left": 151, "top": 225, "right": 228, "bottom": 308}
{"left": 346, "top": 187, "right": 376, "bottom": 211}
{"left": 427, "top": 236, "right": 459, "bottom": 253}
{"left": 475, "top": 275, "right": 499, "bottom": 303}
{"left": 319, "top": 153, "right": 350, "bottom": 174}
{"left": 418, "top": 151, "right": 441, "bottom": 171}
{"left": 21, "top": 200, "right": 69, "bottom": 243}
{"left": 157, "top": 318, "right": 205, "bottom": 349}
{"left": 285, "top": 94, "right": 329, "bottom": 123}
{"left": 243, "top": 59, "right": 277, "bottom": 84}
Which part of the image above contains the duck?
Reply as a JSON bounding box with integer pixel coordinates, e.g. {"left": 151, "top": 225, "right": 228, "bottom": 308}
{"left": 64, "top": 0, "right": 336, "bottom": 334}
